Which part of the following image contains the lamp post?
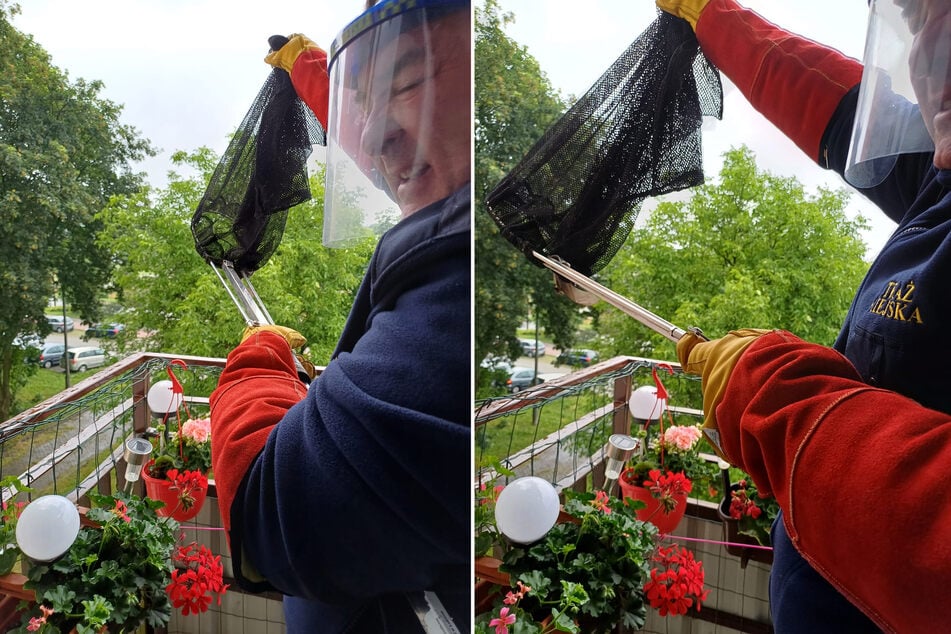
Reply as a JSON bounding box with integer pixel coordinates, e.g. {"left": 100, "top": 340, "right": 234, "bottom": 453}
{"left": 604, "top": 433, "right": 640, "bottom": 496}
{"left": 123, "top": 436, "right": 154, "bottom": 493}
{"left": 147, "top": 378, "right": 183, "bottom": 451}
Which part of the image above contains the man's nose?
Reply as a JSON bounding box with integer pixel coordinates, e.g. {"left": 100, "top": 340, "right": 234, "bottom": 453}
{"left": 360, "top": 102, "right": 400, "bottom": 158}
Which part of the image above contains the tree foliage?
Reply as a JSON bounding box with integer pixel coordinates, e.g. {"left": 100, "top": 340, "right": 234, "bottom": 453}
{"left": 475, "top": 0, "right": 584, "bottom": 391}
{"left": 0, "top": 2, "right": 153, "bottom": 417}
{"left": 97, "top": 149, "right": 375, "bottom": 365}
{"left": 599, "top": 146, "right": 870, "bottom": 363}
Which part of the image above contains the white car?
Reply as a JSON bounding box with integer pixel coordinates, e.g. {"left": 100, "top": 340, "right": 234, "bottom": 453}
{"left": 63, "top": 346, "right": 106, "bottom": 372}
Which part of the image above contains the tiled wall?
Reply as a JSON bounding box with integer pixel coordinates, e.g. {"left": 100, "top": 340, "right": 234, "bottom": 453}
{"left": 639, "top": 502, "right": 772, "bottom": 634}
{"left": 166, "top": 496, "right": 771, "bottom": 633}
{"left": 165, "top": 493, "right": 286, "bottom": 634}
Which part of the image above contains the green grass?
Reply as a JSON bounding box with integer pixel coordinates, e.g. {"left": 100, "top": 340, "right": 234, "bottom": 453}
{"left": 13, "top": 367, "right": 98, "bottom": 417}
{"left": 476, "top": 389, "right": 614, "bottom": 467}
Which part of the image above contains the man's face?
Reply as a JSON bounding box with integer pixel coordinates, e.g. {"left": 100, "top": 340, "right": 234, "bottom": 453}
{"left": 904, "top": 0, "right": 951, "bottom": 168}
{"left": 356, "top": 11, "right": 471, "bottom": 216}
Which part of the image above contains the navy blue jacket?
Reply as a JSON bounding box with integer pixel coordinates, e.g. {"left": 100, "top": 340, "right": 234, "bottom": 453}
{"left": 214, "top": 187, "right": 471, "bottom": 633}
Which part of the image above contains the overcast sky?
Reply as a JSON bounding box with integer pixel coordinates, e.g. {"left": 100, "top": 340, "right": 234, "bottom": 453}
{"left": 12, "top": 0, "right": 364, "bottom": 188}
{"left": 493, "top": 0, "right": 896, "bottom": 257}
{"left": 14, "top": 1, "right": 895, "bottom": 255}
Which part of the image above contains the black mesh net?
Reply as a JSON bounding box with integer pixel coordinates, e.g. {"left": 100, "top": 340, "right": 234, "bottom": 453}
{"left": 191, "top": 68, "right": 326, "bottom": 274}
{"left": 485, "top": 13, "right": 723, "bottom": 276}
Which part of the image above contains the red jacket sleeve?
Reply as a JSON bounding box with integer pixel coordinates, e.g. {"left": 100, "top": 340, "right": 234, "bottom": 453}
{"left": 209, "top": 331, "right": 308, "bottom": 533}
{"left": 717, "top": 330, "right": 951, "bottom": 633}
{"left": 695, "top": 0, "right": 863, "bottom": 162}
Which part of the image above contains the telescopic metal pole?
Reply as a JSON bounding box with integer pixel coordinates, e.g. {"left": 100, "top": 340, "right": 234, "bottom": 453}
{"left": 533, "top": 251, "right": 702, "bottom": 343}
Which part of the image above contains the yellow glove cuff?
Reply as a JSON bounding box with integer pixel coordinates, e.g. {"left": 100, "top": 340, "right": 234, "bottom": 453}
{"left": 656, "top": 0, "right": 711, "bottom": 30}
{"left": 678, "top": 328, "right": 771, "bottom": 436}
{"left": 264, "top": 34, "right": 323, "bottom": 73}
{"left": 242, "top": 325, "right": 307, "bottom": 350}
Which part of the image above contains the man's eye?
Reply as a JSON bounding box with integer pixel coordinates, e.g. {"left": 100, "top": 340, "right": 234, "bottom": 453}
{"left": 393, "top": 77, "right": 424, "bottom": 97}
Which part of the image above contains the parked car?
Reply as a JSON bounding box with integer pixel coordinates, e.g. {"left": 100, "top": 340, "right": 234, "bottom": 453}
{"left": 62, "top": 346, "right": 106, "bottom": 372}
{"left": 519, "top": 338, "right": 546, "bottom": 358}
{"left": 46, "top": 315, "right": 75, "bottom": 332}
{"left": 480, "top": 355, "right": 514, "bottom": 374}
{"left": 14, "top": 334, "right": 43, "bottom": 364}
{"left": 83, "top": 323, "right": 125, "bottom": 340}
{"left": 37, "top": 343, "right": 66, "bottom": 368}
{"left": 554, "top": 348, "right": 600, "bottom": 368}
{"left": 507, "top": 367, "right": 543, "bottom": 393}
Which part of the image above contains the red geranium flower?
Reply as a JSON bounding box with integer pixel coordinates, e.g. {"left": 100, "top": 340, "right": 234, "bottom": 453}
{"left": 166, "top": 542, "right": 229, "bottom": 616}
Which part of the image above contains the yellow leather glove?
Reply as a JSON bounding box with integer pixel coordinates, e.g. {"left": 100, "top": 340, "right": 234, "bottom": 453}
{"left": 265, "top": 33, "right": 324, "bottom": 73}
{"left": 295, "top": 354, "right": 318, "bottom": 381}
{"left": 676, "top": 328, "right": 772, "bottom": 454}
{"left": 656, "top": 0, "right": 711, "bottom": 30}
{"left": 242, "top": 325, "right": 307, "bottom": 350}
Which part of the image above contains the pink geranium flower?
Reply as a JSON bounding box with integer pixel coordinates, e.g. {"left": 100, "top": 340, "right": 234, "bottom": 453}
{"left": 488, "top": 606, "right": 517, "bottom": 634}
{"left": 181, "top": 417, "right": 211, "bottom": 444}
{"left": 659, "top": 425, "right": 702, "bottom": 451}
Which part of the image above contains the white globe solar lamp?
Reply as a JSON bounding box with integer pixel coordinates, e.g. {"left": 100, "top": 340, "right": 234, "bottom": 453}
{"left": 146, "top": 379, "right": 182, "bottom": 417}
{"left": 629, "top": 385, "right": 666, "bottom": 422}
{"left": 494, "top": 476, "right": 560, "bottom": 544}
{"left": 16, "top": 495, "right": 80, "bottom": 562}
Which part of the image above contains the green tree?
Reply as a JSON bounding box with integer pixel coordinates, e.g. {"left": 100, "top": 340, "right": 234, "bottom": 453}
{"left": 475, "top": 0, "right": 583, "bottom": 393}
{"left": 0, "top": 1, "right": 153, "bottom": 417}
{"left": 599, "top": 146, "right": 869, "bottom": 364}
{"left": 97, "top": 149, "right": 375, "bottom": 364}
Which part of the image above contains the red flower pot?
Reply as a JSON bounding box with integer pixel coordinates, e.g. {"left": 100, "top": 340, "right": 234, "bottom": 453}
{"left": 141, "top": 461, "right": 207, "bottom": 522}
{"left": 618, "top": 471, "right": 688, "bottom": 534}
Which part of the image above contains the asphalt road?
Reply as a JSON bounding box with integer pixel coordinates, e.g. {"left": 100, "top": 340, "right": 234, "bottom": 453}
{"left": 44, "top": 327, "right": 102, "bottom": 348}
{"left": 510, "top": 351, "right": 565, "bottom": 380}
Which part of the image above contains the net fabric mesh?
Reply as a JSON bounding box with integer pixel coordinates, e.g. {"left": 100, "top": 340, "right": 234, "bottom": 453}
{"left": 191, "top": 69, "right": 326, "bottom": 274}
{"left": 485, "top": 13, "right": 723, "bottom": 276}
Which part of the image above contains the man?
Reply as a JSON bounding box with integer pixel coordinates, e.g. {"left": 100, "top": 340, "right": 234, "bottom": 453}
{"left": 657, "top": 0, "right": 951, "bottom": 631}
{"left": 208, "top": 1, "right": 471, "bottom": 632}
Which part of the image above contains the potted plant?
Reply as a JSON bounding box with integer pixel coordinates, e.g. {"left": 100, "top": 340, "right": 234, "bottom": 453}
{"left": 13, "top": 491, "right": 227, "bottom": 633}
{"left": 718, "top": 475, "right": 778, "bottom": 566}
{"left": 142, "top": 415, "right": 212, "bottom": 521}
{"left": 0, "top": 476, "right": 30, "bottom": 576}
{"left": 476, "top": 489, "right": 708, "bottom": 633}
{"left": 618, "top": 423, "right": 717, "bottom": 533}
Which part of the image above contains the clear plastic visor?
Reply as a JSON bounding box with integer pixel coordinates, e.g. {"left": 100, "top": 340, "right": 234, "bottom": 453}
{"left": 845, "top": 0, "right": 951, "bottom": 187}
{"left": 324, "top": 4, "right": 469, "bottom": 247}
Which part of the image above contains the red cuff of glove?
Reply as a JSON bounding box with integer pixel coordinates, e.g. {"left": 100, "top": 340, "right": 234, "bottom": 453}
{"left": 210, "top": 331, "right": 308, "bottom": 533}
{"left": 290, "top": 48, "right": 329, "bottom": 132}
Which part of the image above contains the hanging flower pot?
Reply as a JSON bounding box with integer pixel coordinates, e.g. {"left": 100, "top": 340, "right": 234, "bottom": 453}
{"left": 717, "top": 481, "right": 775, "bottom": 567}
{"left": 142, "top": 461, "right": 208, "bottom": 522}
{"left": 618, "top": 467, "right": 689, "bottom": 534}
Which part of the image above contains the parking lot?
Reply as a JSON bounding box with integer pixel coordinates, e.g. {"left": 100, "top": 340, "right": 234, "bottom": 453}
{"left": 41, "top": 326, "right": 109, "bottom": 372}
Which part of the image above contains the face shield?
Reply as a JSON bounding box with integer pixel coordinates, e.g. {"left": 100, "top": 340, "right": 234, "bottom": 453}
{"left": 845, "top": 0, "right": 951, "bottom": 187}
{"left": 323, "top": 0, "right": 471, "bottom": 247}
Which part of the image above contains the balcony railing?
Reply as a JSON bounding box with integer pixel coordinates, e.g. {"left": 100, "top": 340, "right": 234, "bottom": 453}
{"left": 475, "top": 355, "right": 774, "bottom": 634}
{"left": 0, "top": 353, "right": 295, "bottom": 634}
